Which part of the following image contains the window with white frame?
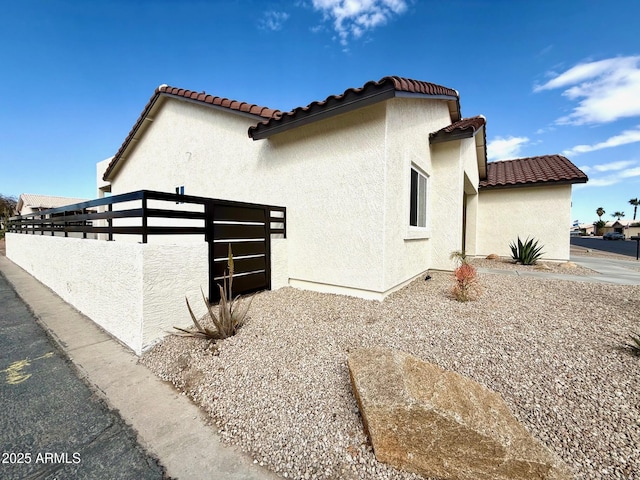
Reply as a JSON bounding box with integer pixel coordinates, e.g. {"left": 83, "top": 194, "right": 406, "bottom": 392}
{"left": 410, "top": 167, "right": 427, "bottom": 228}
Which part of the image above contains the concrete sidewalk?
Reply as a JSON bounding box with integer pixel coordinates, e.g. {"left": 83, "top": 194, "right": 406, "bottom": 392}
{"left": 477, "top": 255, "right": 640, "bottom": 286}
{"left": 0, "top": 256, "right": 278, "bottom": 480}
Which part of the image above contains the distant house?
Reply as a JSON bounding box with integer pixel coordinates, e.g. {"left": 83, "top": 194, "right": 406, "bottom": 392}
{"left": 601, "top": 219, "right": 640, "bottom": 239}
{"left": 578, "top": 223, "right": 595, "bottom": 236}
{"left": 97, "top": 76, "right": 588, "bottom": 300}
{"left": 17, "top": 194, "right": 89, "bottom": 216}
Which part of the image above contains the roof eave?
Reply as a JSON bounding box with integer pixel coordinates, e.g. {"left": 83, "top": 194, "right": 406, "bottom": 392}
{"left": 250, "top": 86, "right": 397, "bottom": 140}
{"left": 250, "top": 89, "right": 460, "bottom": 141}
{"left": 103, "top": 91, "right": 163, "bottom": 182}
{"left": 429, "top": 123, "right": 487, "bottom": 180}
{"left": 479, "top": 177, "right": 588, "bottom": 190}
{"left": 429, "top": 130, "right": 475, "bottom": 144}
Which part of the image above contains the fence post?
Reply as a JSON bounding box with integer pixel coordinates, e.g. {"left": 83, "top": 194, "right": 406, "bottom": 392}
{"left": 205, "top": 201, "right": 215, "bottom": 303}
{"left": 142, "top": 194, "right": 148, "bottom": 244}
{"left": 108, "top": 203, "right": 113, "bottom": 241}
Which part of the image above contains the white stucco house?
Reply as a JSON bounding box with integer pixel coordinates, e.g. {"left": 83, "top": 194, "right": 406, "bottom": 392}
{"left": 98, "top": 76, "right": 588, "bottom": 300}
{"left": 16, "top": 193, "right": 89, "bottom": 216}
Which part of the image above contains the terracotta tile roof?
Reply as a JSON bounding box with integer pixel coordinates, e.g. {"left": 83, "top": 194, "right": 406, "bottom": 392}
{"left": 429, "top": 115, "right": 485, "bottom": 143}
{"left": 103, "top": 85, "right": 281, "bottom": 181}
{"left": 158, "top": 85, "right": 282, "bottom": 119}
{"left": 249, "top": 76, "right": 460, "bottom": 140}
{"left": 480, "top": 155, "right": 588, "bottom": 189}
{"left": 17, "top": 194, "right": 89, "bottom": 213}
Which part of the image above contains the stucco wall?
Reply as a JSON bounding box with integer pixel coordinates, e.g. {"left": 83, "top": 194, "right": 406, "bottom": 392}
{"left": 381, "top": 97, "right": 452, "bottom": 289}
{"left": 6, "top": 233, "right": 208, "bottom": 354}
{"left": 476, "top": 185, "right": 572, "bottom": 260}
{"left": 105, "top": 95, "right": 484, "bottom": 298}
{"left": 109, "top": 97, "right": 388, "bottom": 296}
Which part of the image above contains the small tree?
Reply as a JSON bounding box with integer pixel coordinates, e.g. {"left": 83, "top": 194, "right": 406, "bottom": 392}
{"left": 0, "top": 194, "right": 17, "bottom": 238}
{"left": 612, "top": 211, "right": 625, "bottom": 220}
{"left": 629, "top": 198, "right": 639, "bottom": 221}
{"left": 596, "top": 207, "right": 605, "bottom": 220}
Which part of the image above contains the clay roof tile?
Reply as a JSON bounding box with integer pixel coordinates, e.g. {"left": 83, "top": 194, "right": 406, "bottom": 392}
{"left": 480, "top": 155, "right": 588, "bottom": 189}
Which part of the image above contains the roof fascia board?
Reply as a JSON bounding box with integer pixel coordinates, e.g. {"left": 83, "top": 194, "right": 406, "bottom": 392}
{"left": 429, "top": 130, "right": 475, "bottom": 144}
{"left": 479, "top": 178, "right": 588, "bottom": 191}
{"left": 476, "top": 125, "right": 487, "bottom": 180}
{"left": 395, "top": 91, "right": 458, "bottom": 102}
{"left": 251, "top": 87, "right": 396, "bottom": 140}
{"left": 104, "top": 92, "right": 163, "bottom": 181}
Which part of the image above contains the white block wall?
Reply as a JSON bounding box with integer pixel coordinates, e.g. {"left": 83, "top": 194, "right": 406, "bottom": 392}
{"left": 6, "top": 233, "right": 208, "bottom": 354}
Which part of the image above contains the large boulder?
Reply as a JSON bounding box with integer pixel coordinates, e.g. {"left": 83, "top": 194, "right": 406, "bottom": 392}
{"left": 348, "top": 348, "right": 571, "bottom": 480}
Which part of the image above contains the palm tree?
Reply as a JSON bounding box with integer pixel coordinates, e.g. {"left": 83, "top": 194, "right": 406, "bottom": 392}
{"left": 629, "top": 198, "right": 639, "bottom": 220}
{"left": 611, "top": 211, "right": 625, "bottom": 220}
{"left": 596, "top": 207, "right": 605, "bottom": 220}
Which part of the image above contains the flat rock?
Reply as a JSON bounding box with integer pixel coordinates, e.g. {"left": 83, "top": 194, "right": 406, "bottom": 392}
{"left": 534, "top": 264, "right": 553, "bottom": 271}
{"left": 485, "top": 253, "right": 499, "bottom": 260}
{"left": 348, "top": 348, "right": 571, "bottom": 480}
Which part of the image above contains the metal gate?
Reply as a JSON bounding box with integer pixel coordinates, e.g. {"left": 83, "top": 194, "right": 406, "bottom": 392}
{"left": 206, "top": 199, "right": 286, "bottom": 302}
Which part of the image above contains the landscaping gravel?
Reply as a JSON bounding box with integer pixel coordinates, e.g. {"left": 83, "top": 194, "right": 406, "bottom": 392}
{"left": 471, "top": 256, "right": 596, "bottom": 276}
{"left": 141, "top": 268, "right": 639, "bottom": 480}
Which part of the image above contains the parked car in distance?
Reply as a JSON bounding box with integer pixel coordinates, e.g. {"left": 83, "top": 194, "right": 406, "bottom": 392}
{"left": 603, "top": 232, "right": 625, "bottom": 240}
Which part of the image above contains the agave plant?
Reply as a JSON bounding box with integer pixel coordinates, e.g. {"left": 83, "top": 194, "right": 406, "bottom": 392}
{"left": 509, "top": 236, "right": 544, "bottom": 265}
{"left": 174, "top": 245, "right": 253, "bottom": 340}
{"left": 624, "top": 332, "right": 640, "bottom": 356}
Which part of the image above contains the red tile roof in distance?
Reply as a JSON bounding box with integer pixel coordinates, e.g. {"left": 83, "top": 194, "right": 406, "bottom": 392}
{"left": 480, "top": 155, "right": 588, "bottom": 189}
{"left": 249, "top": 76, "right": 460, "bottom": 140}
{"left": 103, "top": 85, "right": 281, "bottom": 181}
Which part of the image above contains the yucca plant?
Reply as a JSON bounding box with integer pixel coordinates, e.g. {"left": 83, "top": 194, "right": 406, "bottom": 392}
{"left": 624, "top": 332, "right": 640, "bottom": 356}
{"left": 174, "top": 245, "right": 253, "bottom": 340}
{"left": 509, "top": 236, "right": 544, "bottom": 265}
{"left": 449, "top": 250, "right": 469, "bottom": 266}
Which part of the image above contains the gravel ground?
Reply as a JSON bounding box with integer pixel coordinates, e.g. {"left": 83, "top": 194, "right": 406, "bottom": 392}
{"left": 141, "top": 268, "right": 639, "bottom": 480}
{"left": 471, "top": 256, "right": 596, "bottom": 276}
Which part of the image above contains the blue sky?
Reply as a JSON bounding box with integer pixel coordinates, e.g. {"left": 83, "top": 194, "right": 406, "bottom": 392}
{"left": 1, "top": 0, "right": 640, "bottom": 224}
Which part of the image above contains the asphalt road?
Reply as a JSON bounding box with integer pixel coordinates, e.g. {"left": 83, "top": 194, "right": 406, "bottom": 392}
{"left": 571, "top": 236, "right": 640, "bottom": 258}
{"left": 0, "top": 273, "right": 167, "bottom": 480}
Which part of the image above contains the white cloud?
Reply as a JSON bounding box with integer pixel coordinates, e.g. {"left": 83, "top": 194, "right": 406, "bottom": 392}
{"left": 487, "top": 136, "right": 529, "bottom": 161}
{"left": 620, "top": 166, "right": 640, "bottom": 178}
{"left": 592, "top": 160, "right": 637, "bottom": 172}
{"left": 259, "top": 11, "right": 290, "bottom": 31}
{"left": 562, "top": 126, "right": 640, "bottom": 156}
{"left": 574, "top": 160, "right": 640, "bottom": 188}
{"left": 311, "top": 0, "right": 408, "bottom": 46}
{"left": 534, "top": 56, "right": 640, "bottom": 125}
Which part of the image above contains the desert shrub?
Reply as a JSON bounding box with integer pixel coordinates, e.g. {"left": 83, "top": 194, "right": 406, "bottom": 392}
{"left": 509, "top": 236, "right": 544, "bottom": 265}
{"left": 451, "top": 263, "right": 481, "bottom": 302}
{"left": 174, "top": 245, "right": 253, "bottom": 340}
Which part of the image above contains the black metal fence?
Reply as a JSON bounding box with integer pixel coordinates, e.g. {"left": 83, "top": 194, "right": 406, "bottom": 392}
{"left": 8, "top": 190, "right": 286, "bottom": 301}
